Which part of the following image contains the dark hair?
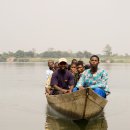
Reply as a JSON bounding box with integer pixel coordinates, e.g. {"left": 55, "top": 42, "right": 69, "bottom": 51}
{"left": 54, "top": 62, "right": 58, "bottom": 65}
{"left": 70, "top": 63, "right": 77, "bottom": 67}
{"left": 48, "top": 60, "right": 54, "bottom": 65}
{"left": 90, "top": 55, "right": 100, "bottom": 61}
{"left": 77, "top": 60, "right": 84, "bottom": 66}
{"left": 71, "top": 59, "right": 77, "bottom": 63}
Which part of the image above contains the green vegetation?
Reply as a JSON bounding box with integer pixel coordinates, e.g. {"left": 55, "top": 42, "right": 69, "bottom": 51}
{"left": 0, "top": 45, "right": 130, "bottom": 63}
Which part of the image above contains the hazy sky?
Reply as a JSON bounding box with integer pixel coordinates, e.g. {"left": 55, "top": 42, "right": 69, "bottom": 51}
{"left": 0, "top": 0, "right": 130, "bottom": 54}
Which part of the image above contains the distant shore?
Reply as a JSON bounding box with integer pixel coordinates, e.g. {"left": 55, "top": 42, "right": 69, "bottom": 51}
{"left": 1, "top": 48, "right": 130, "bottom": 63}
{"left": 3, "top": 57, "right": 130, "bottom": 63}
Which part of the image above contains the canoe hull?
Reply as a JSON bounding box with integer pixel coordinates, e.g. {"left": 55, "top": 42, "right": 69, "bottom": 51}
{"left": 46, "top": 88, "right": 107, "bottom": 120}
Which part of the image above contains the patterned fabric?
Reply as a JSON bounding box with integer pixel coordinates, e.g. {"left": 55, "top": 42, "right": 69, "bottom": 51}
{"left": 76, "top": 68, "right": 110, "bottom": 94}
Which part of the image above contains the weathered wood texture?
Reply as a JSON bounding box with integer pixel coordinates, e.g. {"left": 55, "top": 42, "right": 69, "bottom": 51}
{"left": 46, "top": 88, "right": 107, "bottom": 120}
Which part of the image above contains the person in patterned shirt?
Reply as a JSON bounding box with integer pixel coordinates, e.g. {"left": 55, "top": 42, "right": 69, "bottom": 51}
{"left": 74, "top": 55, "right": 110, "bottom": 98}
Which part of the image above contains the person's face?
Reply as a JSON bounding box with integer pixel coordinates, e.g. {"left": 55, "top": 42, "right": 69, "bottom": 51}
{"left": 89, "top": 57, "right": 99, "bottom": 68}
{"left": 77, "top": 65, "right": 84, "bottom": 73}
{"left": 48, "top": 60, "right": 54, "bottom": 65}
{"left": 70, "top": 64, "right": 77, "bottom": 73}
{"left": 54, "top": 63, "right": 59, "bottom": 70}
{"left": 48, "top": 62, "right": 54, "bottom": 69}
{"left": 59, "top": 62, "right": 67, "bottom": 70}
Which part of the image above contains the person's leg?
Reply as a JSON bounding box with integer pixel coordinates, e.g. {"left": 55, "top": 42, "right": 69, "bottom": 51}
{"left": 72, "top": 87, "right": 79, "bottom": 92}
{"left": 93, "top": 88, "right": 106, "bottom": 98}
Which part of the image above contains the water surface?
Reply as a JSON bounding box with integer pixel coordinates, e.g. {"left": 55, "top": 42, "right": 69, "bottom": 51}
{"left": 0, "top": 63, "right": 130, "bottom": 130}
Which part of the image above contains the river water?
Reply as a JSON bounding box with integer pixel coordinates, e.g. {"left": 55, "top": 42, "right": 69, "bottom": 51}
{"left": 0, "top": 62, "right": 130, "bottom": 130}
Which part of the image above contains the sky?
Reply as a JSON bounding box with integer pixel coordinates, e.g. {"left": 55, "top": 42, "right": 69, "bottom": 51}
{"left": 0, "top": 0, "right": 130, "bottom": 54}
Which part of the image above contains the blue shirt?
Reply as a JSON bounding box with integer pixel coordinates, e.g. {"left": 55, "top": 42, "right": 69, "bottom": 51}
{"left": 76, "top": 68, "right": 110, "bottom": 94}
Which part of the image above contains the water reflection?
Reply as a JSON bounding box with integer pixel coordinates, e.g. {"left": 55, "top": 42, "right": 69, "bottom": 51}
{"left": 45, "top": 110, "right": 108, "bottom": 130}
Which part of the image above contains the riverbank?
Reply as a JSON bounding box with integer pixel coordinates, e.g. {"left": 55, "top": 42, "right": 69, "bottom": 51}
{"left": 3, "top": 57, "right": 130, "bottom": 63}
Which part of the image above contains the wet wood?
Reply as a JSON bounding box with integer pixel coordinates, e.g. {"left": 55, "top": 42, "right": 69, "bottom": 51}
{"left": 46, "top": 88, "right": 107, "bottom": 120}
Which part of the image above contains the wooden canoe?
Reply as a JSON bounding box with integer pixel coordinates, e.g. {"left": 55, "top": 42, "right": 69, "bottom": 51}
{"left": 45, "top": 113, "right": 107, "bottom": 130}
{"left": 46, "top": 88, "right": 108, "bottom": 120}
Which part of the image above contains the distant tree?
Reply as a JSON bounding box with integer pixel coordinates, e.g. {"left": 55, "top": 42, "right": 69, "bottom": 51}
{"left": 15, "top": 50, "right": 25, "bottom": 58}
{"left": 40, "top": 51, "right": 52, "bottom": 58}
{"left": 40, "top": 50, "right": 72, "bottom": 58}
{"left": 25, "top": 51, "right": 35, "bottom": 57}
{"left": 61, "top": 51, "right": 71, "bottom": 57}
{"left": 76, "top": 51, "right": 84, "bottom": 58}
{"left": 32, "top": 48, "right": 36, "bottom": 57}
{"left": 112, "top": 53, "right": 118, "bottom": 57}
{"left": 124, "top": 53, "right": 129, "bottom": 57}
{"left": 2, "top": 52, "right": 9, "bottom": 58}
{"left": 103, "top": 44, "right": 112, "bottom": 56}
{"left": 0, "top": 52, "right": 9, "bottom": 61}
{"left": 48, "top": 48, "right": 55, "bottom": 52}
{"left": 8, "top": 51, "right": 14, "bottom": 57}
{"left": 84, "top": 51, "right": 92, "bottom": 58}
{"left": 52, "top": 51, "right": 62, "bottom": 58}
{"left": 0, "top": 57, "right": 6, "bottom": 62}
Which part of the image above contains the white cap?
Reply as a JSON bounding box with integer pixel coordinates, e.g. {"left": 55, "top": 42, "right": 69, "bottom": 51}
{"left": 58, "top": 58, "right": 67, "bottom": 64}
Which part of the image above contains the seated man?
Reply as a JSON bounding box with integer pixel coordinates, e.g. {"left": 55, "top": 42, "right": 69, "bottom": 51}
{"left": 74, "top": 55, "right": 110, "bottom": 98}
{"left": 50, "top": 58, "right": 74, "bottom": 95}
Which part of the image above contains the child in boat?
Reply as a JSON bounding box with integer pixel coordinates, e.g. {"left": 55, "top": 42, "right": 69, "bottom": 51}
{"left": 68, "top": 59, "right": 78, "bottom": 70}
{"left": 77, "top": 61, "right": 85, "bottom": 78}
{"left": 70, "top": 63, "right": 79, "bottom": 86}
{"left": 72, "top": 61, "right": 85, "bottom": 92}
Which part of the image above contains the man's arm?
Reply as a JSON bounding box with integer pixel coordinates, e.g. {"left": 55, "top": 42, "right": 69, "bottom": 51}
{"left": 53, "top": 85, "right": 68, "bottom": 94}
{"left": 68, "top": 85, "right": 74, "bottom": 93}
{"left": 75, "top": 72, "right": 86, "bottom": 89}
{"left": 50, "top": 72, "right": 69, "bottom": 94}
{"left": 67, "top": 72, "right": 75, "bottom": 92}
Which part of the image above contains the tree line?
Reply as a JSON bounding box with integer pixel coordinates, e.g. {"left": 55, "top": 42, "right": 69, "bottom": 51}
{"left": 0, "top": 44, "right": 130, "bottom": 62}
{"left": 0, "top": 50, "right": 92, "bottom": 62}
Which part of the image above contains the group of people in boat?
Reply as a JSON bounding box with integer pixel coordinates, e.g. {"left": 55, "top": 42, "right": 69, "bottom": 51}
{"left": 45, "top": 55, "right": 110, "bottom": 98}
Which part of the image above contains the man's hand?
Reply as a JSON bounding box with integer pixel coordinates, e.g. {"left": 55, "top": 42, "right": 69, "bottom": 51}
{"left": 61, "top": 89, "right": 68, "bottom": 94}
{"left": 67, "top": 89, "right": 72, "bottom": 93}
{"left": 45, "top": 92, "right": 50, "bottom": 95}
{"left": 79, "top": 86, "right": 85, "bottom": 90}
